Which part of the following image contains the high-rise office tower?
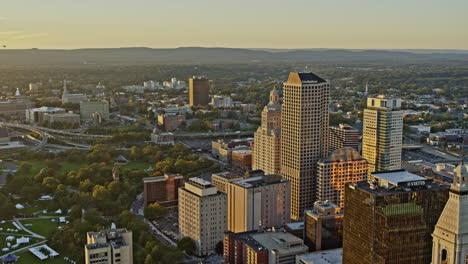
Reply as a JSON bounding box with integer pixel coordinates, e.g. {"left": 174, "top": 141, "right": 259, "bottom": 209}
{"left": 189, "top": 76, "right": 210, "bottom": 106}
{"left": 343, "top": 170, "right": 449, "bottom": 264}
{"left": 329, "top": 124, "right": 360, "bottom": 153}
{"left": 226, "top": 174, "right": 290, "bottom": 233}
{"left": 316, "top": 147, "right": 367, "bottom": 208}
{"left": 253, "top": 88, "right": 281, "bottom": 175}
{"left": 178, "top": 178, "right": 226, "bottom": 256}
{"left": 432, "top": 160, "right": 468, "bottom": 264}
{"left": 362, "top": 95, "right": 403, "bottom": 174}
{"left": 281, "top": 72, "right": 330, "bottom": 220}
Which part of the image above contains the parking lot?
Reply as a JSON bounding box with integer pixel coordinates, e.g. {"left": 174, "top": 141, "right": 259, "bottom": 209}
{"left": 152, "top": 208, "right": 179, "bottom": 241}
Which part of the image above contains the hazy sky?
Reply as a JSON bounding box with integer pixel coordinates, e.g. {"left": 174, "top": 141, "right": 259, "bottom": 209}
{"left": 1, "top": 0, "right": 467, "bottom": 50}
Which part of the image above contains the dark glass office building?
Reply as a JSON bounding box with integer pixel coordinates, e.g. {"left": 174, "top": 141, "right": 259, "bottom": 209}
{"left": 343, "top": 170, "right": 449, "bottom": 264}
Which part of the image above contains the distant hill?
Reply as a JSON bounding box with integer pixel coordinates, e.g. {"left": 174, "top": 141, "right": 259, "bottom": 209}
{"left": 0, "top": 47, "right": 467, "bottom": 65}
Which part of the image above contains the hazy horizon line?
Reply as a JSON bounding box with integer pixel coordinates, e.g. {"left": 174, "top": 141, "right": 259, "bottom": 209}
{"left": 1, "top": 46, "right": 468, "bottom": 52}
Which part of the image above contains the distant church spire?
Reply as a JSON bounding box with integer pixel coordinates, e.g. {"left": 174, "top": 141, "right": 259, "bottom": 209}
{"left": 63, "top": 80, "right": 68, "bottom": 95}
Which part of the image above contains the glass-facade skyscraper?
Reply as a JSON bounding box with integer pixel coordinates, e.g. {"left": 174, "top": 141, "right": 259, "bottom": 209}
{"left": 343, "top": 170, "right": 449, "bottom": 264}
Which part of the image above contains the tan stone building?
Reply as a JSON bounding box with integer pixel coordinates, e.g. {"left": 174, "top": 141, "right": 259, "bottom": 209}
{"left": 189, "top": 76, "right": 210, "bottom": 106}
{"left": 227, "top": 174, "right": 290, "bottom": 233}
{"left": 281, "top": 72, "right": 330, "bottom": 220}
{"left": 85, "top": 228, "right": 133, "bottom": 264}
{"left": 253, "top": 88, "right": 281, "bottom": 175}
{"left": 317, "top": 148, "right": 367, "bottom": 208}
{"left": 80, "top": 100, "right": 110, "bottom": 120}
{"left": 211, "top": 171, "right": 243, "bottom": 193}
{"left": 329, "top": 124, "right": 360, "bottom": 153}
{"left": 362, "top": 95, "right": 403, "bottom": 174}
{"left": 178, "top": 178, "right": 226, "bottom": 256}
{"left": 432, "top": 161, "right": 468, "bottom": 264}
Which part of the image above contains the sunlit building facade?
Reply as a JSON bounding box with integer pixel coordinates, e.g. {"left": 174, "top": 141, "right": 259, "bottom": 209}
{"left": 227, "top": 174, "right": 290, "bottom": 233}
{"left": 317, "top": 147, "right": 367, "bottom": 208}
{"left": 362, "top": 95, "right": 403, "bottom": 174}
{"left": 253, "top": 88, "right": 281, "bottom": 175}
{"left": 179, "top": 178, "right": 226, "bottom": 256}
{"left": 329, "top": 124, "right": 360, "bottom": 153}
{"left": 281, "top": 72, "right": 330, "bottom": 220}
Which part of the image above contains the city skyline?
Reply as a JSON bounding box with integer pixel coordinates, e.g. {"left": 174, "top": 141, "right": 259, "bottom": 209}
{"left": 0, "top": 0, "right": 467, "bottom": 50}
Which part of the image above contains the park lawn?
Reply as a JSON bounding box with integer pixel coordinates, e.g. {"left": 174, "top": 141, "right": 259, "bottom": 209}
{"left": 16, "top": 206, "right": 43, "bottom": 215}
{"left": 15, "top": 160, "right": 84, "bottom": 176}
{"left": 57, "top": 161, "right": 83, "bottom": 174}
{"left": 19, "top": 219, "right": 59, "bottom": 237}
{"left": 16, "top": 250, "right": 67, "bottom": 264}
{"left": 15, "top": 160, "right": 46, "bottom": 176}
{"left": 123, "top": 161, "right": 152, "bottom": 170}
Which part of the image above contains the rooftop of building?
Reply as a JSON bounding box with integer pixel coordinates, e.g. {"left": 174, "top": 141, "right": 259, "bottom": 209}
{"left": 87, "top": 228, "right": 129, "bottom": 238}
{"left": 86, "top": 228, "right": 130, "bottom": 250}
{"left": 266, "top": 104, "right": 281, "bottom": 111}
{"left": 332, "top": 123, "right": 358, "bottom": 130}
{"left": 212, "top": 171, "right": 243, "bottom": 180}
{"left": 285, "top": 221, "right": 305, "bottom": 230}
{"left": 250, "top": 230, "right": 307, "bottom": 255}
{"left": 350, "top": 170, "right": 449, "bottom": 196}
{"left": 232, "top": 149, "right": 252, "bottom": 156}
{"left": 305, "top": 201, "right": 342, "bottom": 218}
{"left": 143, "top": 174, "right": 184, "bottom": 183}
{"left": 44, "top": 112, "right": 79, "bottom": 117}
{"left": 320, "top": 147, "right": 364, "bottom": 163}
{"left": 286, "top": 72, "right": 327, "bottom": 84}
{"left": 231, "top": 174, "right": 286, "bottom": 188}
{"left": 372, "top": 95, "right": 400, "bottom": 100}
{"left": 30, "top": 106, "right": 65, "bottom": 112}
{"left": 188, "top": 177, "right": 212, "bottom": 188}
{"left": 296, "top": 248, "right": 343, "bottom": 264}
{"left": 373, "top": 170, "right": 427, "bottom": 185}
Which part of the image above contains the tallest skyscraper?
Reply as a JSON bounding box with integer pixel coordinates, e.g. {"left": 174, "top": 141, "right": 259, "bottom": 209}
{"left": 281, "top": 72, "right": 330, "bottom": 220}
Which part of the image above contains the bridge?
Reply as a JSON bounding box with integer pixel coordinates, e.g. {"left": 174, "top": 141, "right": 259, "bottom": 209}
{"left": 173, "top": 130, "right": 255, "bottom": 139}
{"left": 1, "top": 122, "right": 49, "bottom": 151}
